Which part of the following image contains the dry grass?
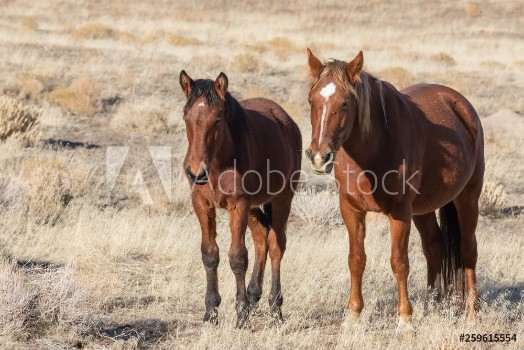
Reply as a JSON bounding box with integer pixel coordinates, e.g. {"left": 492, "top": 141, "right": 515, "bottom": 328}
{"left": 0, "top": 95, "right": 41, "bottom": 146}
{"left": 0, "top": 0, "right": 522, "bottom": 348}
{"left": 429, "top": 52, "right": 456, "bottom": 66}
{"left": 110, "top": 100, "right": 172, "bottom": 134}
{"left": 16, "top": 73, "right": 50, "bottom": 100}
{"left": 233, "top": 53, "right": 260, "bottom": 73}
{"left": 17, "top": 16, "right": 38, "bottom": 31}
{"left": 479, "top": 181, "right": 509, "bottom": 217}
{"left": 464, "top": 2, "right": 481, "bottom": 18}
{"left": 376, "top": 66, "right": 416, "bottom": 90}
{"left": 168, "top": 34, "right": 201, "bottom": 46}
{"left": 70, "top": 23, "right": 117, "bottom": 40}
{"left": 268, "top": 37, "right": 297, "bottom": 58}
{"left": 44, "top": 77, "right": 101, "bottom": 116}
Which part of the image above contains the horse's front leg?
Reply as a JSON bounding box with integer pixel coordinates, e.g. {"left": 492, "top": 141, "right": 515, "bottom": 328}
{"left": 340, "top": 198, "right": 367, "bottom": 326}
{"left": 228, "top": 200, "right": 250, "bottom": 328}
{"left": 388, "top": 207, "right": 414, "bottom": 332}
{"left": 193, "top": 198, "right": 221, "bottom": 324}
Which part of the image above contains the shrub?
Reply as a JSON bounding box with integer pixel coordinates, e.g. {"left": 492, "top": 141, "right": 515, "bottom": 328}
{"left": 268, "top": 37, "right": 296, "bottom": 58}
{"left": 0, "top": 176, "right": 28, "bottom": 211}
{"left": 17, "top": 73, "right": 49, "bottom": 100}
{"left": 44, "top": 77, "right": 101, "bottom": 116}
{"left": 234, "top": 53, "right": 259, "bottom": 73}
{"left": 110, "top": 100, "right": 171, "bottom": 134}
{"left": 70, "top": 23, "right": 116, "bottom": 40}
{"left": 168, "top": 34, "right": 200, "bottom": 46}
{"left": 21, "top": 159, "right": 74, "bottom": 225}
{"left": 479, "top": 181, "right": 508, "bottom": 217}
{"left": 464, "top": 3, "right": 480, "bottom": 17}
{"left": 291, "top": 188, "right": 342, "bottom": 226}
{"left": 0, "top": 259, "right": 37, "bottom": 337}
{"left": 17, "top": 17, "right": 38, "bottom": 31}
{"left": 377, "top": 66, "right": 415, "bottom": 89}
{"left": 429, "top": 52, "right": 456, "bottom": 66}
{"left": 0, "top": 259, "right": 93, "bottom": 339}
{"left": 0, "top": 95, "right": 41, "bottom": 146}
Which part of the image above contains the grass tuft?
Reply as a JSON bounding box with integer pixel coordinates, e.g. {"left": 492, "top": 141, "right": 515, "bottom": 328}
{"left": 0, "top": 95, "right": 41, "bottom": 146}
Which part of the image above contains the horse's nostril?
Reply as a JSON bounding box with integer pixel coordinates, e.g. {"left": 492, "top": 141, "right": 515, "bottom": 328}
{"left": 323, "top": 152, "right": 334, "bottom": 164}
{"left": 305, "top": 149, "right": 313, "bottom": 161}
{"left": 195, "top": 169, "right": 208, "bottom": 180}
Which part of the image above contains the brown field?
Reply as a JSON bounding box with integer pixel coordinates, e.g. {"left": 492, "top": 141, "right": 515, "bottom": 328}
{"left": 0, "top": 0, "right": 523, "bottom": 349}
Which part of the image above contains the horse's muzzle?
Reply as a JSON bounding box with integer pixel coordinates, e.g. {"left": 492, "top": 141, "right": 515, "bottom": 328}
{"left": 305, "top": 149, "right": 336, "bottom": 175}
{"left": 185, "top": 166, "right": 209, "bottom": 184}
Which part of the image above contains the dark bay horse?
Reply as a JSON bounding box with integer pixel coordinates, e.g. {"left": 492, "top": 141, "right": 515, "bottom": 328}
{"left": 305, "top": 49, "right": 484, "bottom": 331}
{"left": 179, "top": 71, "right": 302, "bottom": 327}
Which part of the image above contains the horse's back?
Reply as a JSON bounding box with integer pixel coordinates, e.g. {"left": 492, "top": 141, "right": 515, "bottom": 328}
{"left": 400, "top": 84, "right": 484, "bottom": 213}
{"left": 241, "top": 98, "right": 300, "bottom": 135}
{"left": 402, "top": 84, "right": 483, "bottom": 143}
{"left": 239, "top": 97, "right": 302, "bottom": 177}
{"left": 240, "top": 97, "right": 302, "bottom": 156}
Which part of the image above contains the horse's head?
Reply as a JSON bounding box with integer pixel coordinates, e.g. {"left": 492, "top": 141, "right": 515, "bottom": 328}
{"left": 305, "top": 49, "right": 368, "bottom": 174}
{"left": 179, "top": 70, "right": 229, "bottom": 184}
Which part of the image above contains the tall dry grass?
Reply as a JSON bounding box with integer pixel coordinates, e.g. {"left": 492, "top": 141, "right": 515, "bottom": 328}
{"left": 0, "top": 96, "right": 41, "bottom": 147}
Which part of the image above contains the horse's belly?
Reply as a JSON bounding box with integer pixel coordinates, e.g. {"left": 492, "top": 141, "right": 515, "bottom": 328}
{"left": 412, "top": 151, "right": 474, "bottom": 214}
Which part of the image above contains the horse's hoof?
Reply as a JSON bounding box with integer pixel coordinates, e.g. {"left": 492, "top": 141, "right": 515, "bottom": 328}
{"left": 341, "top": 309, "right": 360, "bottom": 328}
{"left": 270, "top": 307, "right": 284, "bottom": 325}
{"left": 249, "top": 302, "right": 264, "bottom": 317}
{"left": 203, "top": 309, "right": 219, "bottom": 325}
{"left": 235, "top": 313, "right": 250, "bottom": 329}
{"left": 235, "top": 303, "right": 251, "bottom": 329}
{"left": 396, "top": 316, "right": 415, "bottom": 336}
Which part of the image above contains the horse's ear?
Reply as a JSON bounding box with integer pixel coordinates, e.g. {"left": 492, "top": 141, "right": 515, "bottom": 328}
{"left": 214, "top": 72, "right": 228, "bottom": 100}
{"left": 307, "top": 48, "right": 323, "bottom": 78}
{"left": 179, "top": 70, "right": 194, "bottom": 98}
{"left": 347, "top": 51, "right": 364, "bottom": 84}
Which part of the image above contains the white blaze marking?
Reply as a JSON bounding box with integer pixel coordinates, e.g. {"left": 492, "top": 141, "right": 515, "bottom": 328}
{"left": 319, "top": 106, "right": 327, "bottom": 144}
{"left": 197, "top": 101, "right": 205, "bottom": 107}
{"left": 320, "top": 82, "right": 336, "bottom": 100}
{"left": 318, "top": 82, "right": 336, "bottom": 145}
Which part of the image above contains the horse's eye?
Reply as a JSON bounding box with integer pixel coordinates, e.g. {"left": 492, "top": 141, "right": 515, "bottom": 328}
{"left": 215, "top": 119, "right": 221, "bottom": 125}
{"left": 341, "top": 101, "right": 349, "bottom": 109}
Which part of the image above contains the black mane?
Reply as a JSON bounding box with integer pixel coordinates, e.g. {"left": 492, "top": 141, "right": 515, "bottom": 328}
{"left": 184, "top": 79, "right": 248, "bottom": 136}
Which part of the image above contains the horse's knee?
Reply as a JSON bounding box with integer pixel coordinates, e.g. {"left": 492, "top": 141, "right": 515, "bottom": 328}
{"left": 269, "top": 231, "right": 286, "bottom": 260}
{"left": 390, "top": 255, "right": 409, "bottom": 278}
{"left": 461, "top": 238, "right": 478, "bottom": 268}
{"left": 247, "top": 282, "right": 262, "bottom": 305}
{"left": 349, "top": 253, "right": 366, "bottom": 274}
{"left": 201, "top": 246, "right": 219, "bottom": 271}
{"left": 229, "top": 246, "right": 248, "bottom": 274}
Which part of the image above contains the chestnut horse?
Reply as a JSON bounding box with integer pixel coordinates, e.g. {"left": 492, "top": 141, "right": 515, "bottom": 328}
{"left": 305, "top": 49, "right": 484, "bottom": 331}
{"left": 179, "top": 71, "right": 302, "bottom": 327}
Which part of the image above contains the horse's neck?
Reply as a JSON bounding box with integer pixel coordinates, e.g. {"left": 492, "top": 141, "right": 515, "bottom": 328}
{"left": 343, "top": 79, "right": 401, "bottom": 166}
{"left": 210, "top": 112, "right": 245, "bottom": 172}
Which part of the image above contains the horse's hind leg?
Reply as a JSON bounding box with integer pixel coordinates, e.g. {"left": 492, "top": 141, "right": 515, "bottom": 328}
{"left": 267, "top": 194, "right": 292, "bottom": 321}
{"left": 454, "top": 185, "right": 482, "bottom": 320}
{"left": 247, "top": 208, "right": 269, "bottom": 310}
{"left": 413, "top": 212, "right": 444, "bottom": 301}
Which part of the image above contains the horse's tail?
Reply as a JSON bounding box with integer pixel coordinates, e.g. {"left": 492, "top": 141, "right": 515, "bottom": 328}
{"left": 439, "top": 201, "right": 465, "bottom": 299}
{"left": 261, "top": 203, "right": 273, "bottom": 230}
